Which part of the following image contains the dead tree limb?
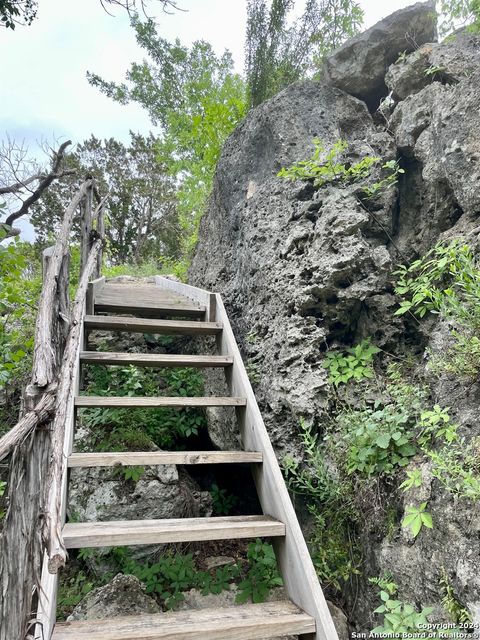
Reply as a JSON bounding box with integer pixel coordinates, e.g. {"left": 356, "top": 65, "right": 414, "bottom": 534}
{"left": 1, "top": 140, "right": 73, "bottom": 237}
{"left": 0, "top": 392, "right": 56, "bottom": 462}
{"left": 32, "top": 180, "right": 92, "bottom": 388}
{"left": 43, "top": 238, "right": 103, "bottom": 573}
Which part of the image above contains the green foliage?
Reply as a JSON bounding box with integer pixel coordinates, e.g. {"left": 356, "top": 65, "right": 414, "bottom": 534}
{"left": 245, "top": 0, "right": 363, "bottom": 107}
{"left": 439, "top": 0, "right": 480, "bottom": 36}
{"left": 278, "top": 140, "right": 404, "bottom": 201}
{"left": 440, "top": 568, "right": 472, "bottom": 625}
{"left": 102, "top": 260, "right": 165, "bottom": 279}
{"left": 335, "top": 403, "right": 417, "bottom": 476}
{"left": 80, "top": 365, "right": 207, "bottom": 451}
{"left": 236, "top": 539, "right": 283, "bottom": 604}
{"left": 395, "top": 241, "right": 480, "bottom": 378}
{"left": 328, "top": 369, "right": 428, "bottom": 477}
{"left": 323, "top": 338, "right": 380, "bottom": 386}
{"left": 426, "top": 438, "right": 480, "bottom": 500}
{"left": 424, "top": 64, "right": 446, "bottom": 78}
{"left": 369, "top": 578, "right": 434, "bottom": 635}
{"left": 57, "top": 570, "right": 94, "bottom": 619}
{"left": 361, "top": 160, "right": 405, "bottom": 199}
{"left": 112, "top": 465, "right": 145, "bottom": 483}
{"left": 283, "top": 419, "right": 359, "bottom": 590}
{"left": 0, "top": 0, "right": 37, "bottom": 29}
{"left": 278, "top": 139, "right": 377, "bottom": 187}
{"left": 402, "top": 502, "right": 433, "bottom": 538}
{"left": 32, "top": 134, "right": 179, "bottom": 267}
{"left": 209, "top": 482, "right": 238, "bottom": 515}
{"left": 399, "top": 469, "right": 423, "bottom": 492}
{"left": 88, "top": 21, "right": 246, "bottom": 276}
{"left": 0, "top": 235, "right": 41, "bottom": 433}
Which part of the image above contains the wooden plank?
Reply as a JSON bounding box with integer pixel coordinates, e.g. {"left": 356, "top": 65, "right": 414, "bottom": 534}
{"left": 85, "top": 277, "right": 105, "bottom": 316}
{"left": 155, "top": 276, "right": 216, "bottom": 322}
{"left": 63, "top": 515, "right": 285, "bottom": 548}
{"left": 80, "top": 352, "right": 233, "bottom": 368}
{"left": 94, "top": 301, "right": 206, "bottom": 319}
{"left": 214, "top": 294, "right": 339, "bottom": 640}
{"left": 52, "top": 601, "right": 315, "bottom": 639}
{"left": 68, "top": 450, "right": 263, "bottom": 467}
{"left": 83, "top": 315, "right": 223, "bottom": 335}
{"left": 75, "top": 396, "right": 247, "bottom": 408}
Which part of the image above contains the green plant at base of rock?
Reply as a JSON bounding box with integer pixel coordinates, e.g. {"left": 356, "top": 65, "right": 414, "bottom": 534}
{"left": 426, "top": 438, "right": 480, "bottom": 500}
{"left": 401, "top": 502, "right": 433, "bottom": 538}
{"left": 57, "top": 571, "right": 95, "bottom": 619}
{"left": 333, "top": 400, "right": 417, "bottom": 477}
{"left": 424, "top": 64, "right": 446, "bottom": 77}
{"left": 440, "top": 567, "right": 473, "bottom": 625}
{"left": 283, "top": 419, "right": 359, "bottom": 590}
{"left": 0, "top": 480, "right": 6, "bottom": 520}
{"left": 323, "top": 339, "right": 380, "bottom": 386}
{"left": 395, "top": 241, "right": 480, "bottom": 378}
{"left": 236, "top": 539, "right": 283, "bottom": 604}
{"left": 369, "top": 577, "right": 435, "bottom": 635}
{"left": 399, "top": 469, "right": 423, "bottom": 492}
{"left": 112, "top": 465, "right": 145, "bottom": 483}
{"left": 418, "top": 405, "right": 458, "bottom": 446}
{"left": 209, "top": 482, "right": 238, "bottom": 515}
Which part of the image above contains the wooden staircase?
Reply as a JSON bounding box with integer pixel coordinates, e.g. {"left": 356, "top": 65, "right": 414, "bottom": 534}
{"left": 35, "top": 277, "right": 339, "bottom": 640}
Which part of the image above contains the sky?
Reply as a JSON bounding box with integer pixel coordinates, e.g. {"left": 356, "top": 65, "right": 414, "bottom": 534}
{"left": 0, "top": 0, "right": 420, "bottom": 149}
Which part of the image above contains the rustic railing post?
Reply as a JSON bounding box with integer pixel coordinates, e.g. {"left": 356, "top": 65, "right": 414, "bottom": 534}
{"left": 80, "top": 181, "right": 93, "bottom": 276}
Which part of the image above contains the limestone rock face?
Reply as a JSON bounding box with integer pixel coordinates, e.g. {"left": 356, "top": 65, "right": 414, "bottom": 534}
{"left": 323, "top": 1, "right": 437, "bottom": 108}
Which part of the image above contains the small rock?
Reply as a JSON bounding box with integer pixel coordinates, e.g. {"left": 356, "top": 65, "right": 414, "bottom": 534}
{"left": 67, "top": 574, "right": 160, "bottom": 621}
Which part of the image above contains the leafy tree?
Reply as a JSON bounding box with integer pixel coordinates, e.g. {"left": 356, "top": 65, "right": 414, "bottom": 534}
{"left": 88, "top": 18, "right": 246, "bottom": 275}
{"left": 31, "top": 133, "right": 179, "bottom": 265}
{"left": 439, "top": 0, "right": 480, "bottom": 34}
{"left": 245, "top": 0, "right": 364, "bottom": 107}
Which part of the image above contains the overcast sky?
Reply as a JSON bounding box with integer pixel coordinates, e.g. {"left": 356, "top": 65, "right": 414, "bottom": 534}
{"left": 1, "top": 0, "right": 419, "bottom": 151}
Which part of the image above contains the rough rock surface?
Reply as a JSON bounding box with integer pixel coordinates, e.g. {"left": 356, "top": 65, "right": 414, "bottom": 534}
{"left": 323, "top": 1, "right": 437, "bottom": 108}
{"left": 67, "top": 574, "right": 160, "bottom": 620}
{"left": 190, "top": 9, "right": 480, "bottom": 632}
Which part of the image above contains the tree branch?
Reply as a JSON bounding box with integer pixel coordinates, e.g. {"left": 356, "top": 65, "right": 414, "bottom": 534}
{"left": 2, "top": 140, "right": 72, "bottom": 229}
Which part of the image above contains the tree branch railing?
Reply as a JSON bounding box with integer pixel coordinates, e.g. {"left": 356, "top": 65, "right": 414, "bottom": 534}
{"left": 0, "top": 178, "right": 107, "bottom": 640}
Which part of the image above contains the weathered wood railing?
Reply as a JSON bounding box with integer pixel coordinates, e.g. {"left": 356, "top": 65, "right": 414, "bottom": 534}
{"left": 154, "top": 276, "right": 339, "bottom": 640}
{"left": 0, "top": 179, "right": 106, "bottom": 640}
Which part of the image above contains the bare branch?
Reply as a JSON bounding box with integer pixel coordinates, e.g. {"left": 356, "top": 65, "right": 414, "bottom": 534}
{"left": 99, "top": 0, "right": 185, "bottom": 19}
{"left": 2, "top": 140, "right": 73, "bottom": 229}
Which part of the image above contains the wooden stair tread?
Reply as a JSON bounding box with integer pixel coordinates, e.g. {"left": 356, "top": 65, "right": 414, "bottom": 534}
{"left": 94, "top": 300, "right": 206, "bottom": 319}
{"left": 63, "top": 515, "right": 285, "bottom": 548}
{"left": 84, "top": 316, "right": 223, "bottom": 335}
{"left": 68, "top": 451, "right": 263, "bottom": 467}
{"left": 80, "top": 352, "right": 233, "bottom": 368}
{"left": 75, "top": 396, "right": 247, "bottom": 408}
{"left": 52, "top": 601, "right": 316, "bottom": 639}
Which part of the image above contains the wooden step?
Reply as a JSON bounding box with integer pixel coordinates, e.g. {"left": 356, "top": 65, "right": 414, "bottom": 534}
{"left": 68, "top": 450, "right": 263, "bottom": 468}
{"left": 75, "top": 396, "right": 247, "bottom": 408}
{"left": 94, "top": 299, "right": 205, "bottom": 319}
{"left": 80, "top": 352, "right": 233, "bottom": 368}
{"left": 52, "top": 601, "right": 316, "bottom": 639}
{"left": 63, "top": 515, "right": 285, "bottom": 548}
{"left": 84, "top": 315, "right": 223, "bottom": 335}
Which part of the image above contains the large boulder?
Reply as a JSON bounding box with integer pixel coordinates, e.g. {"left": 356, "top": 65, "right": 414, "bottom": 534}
{"left": 191, "top": 80, "right": 397, "bottom": 454}
{"left": 323, "top": 1, "right": 437, "bottom": 108}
